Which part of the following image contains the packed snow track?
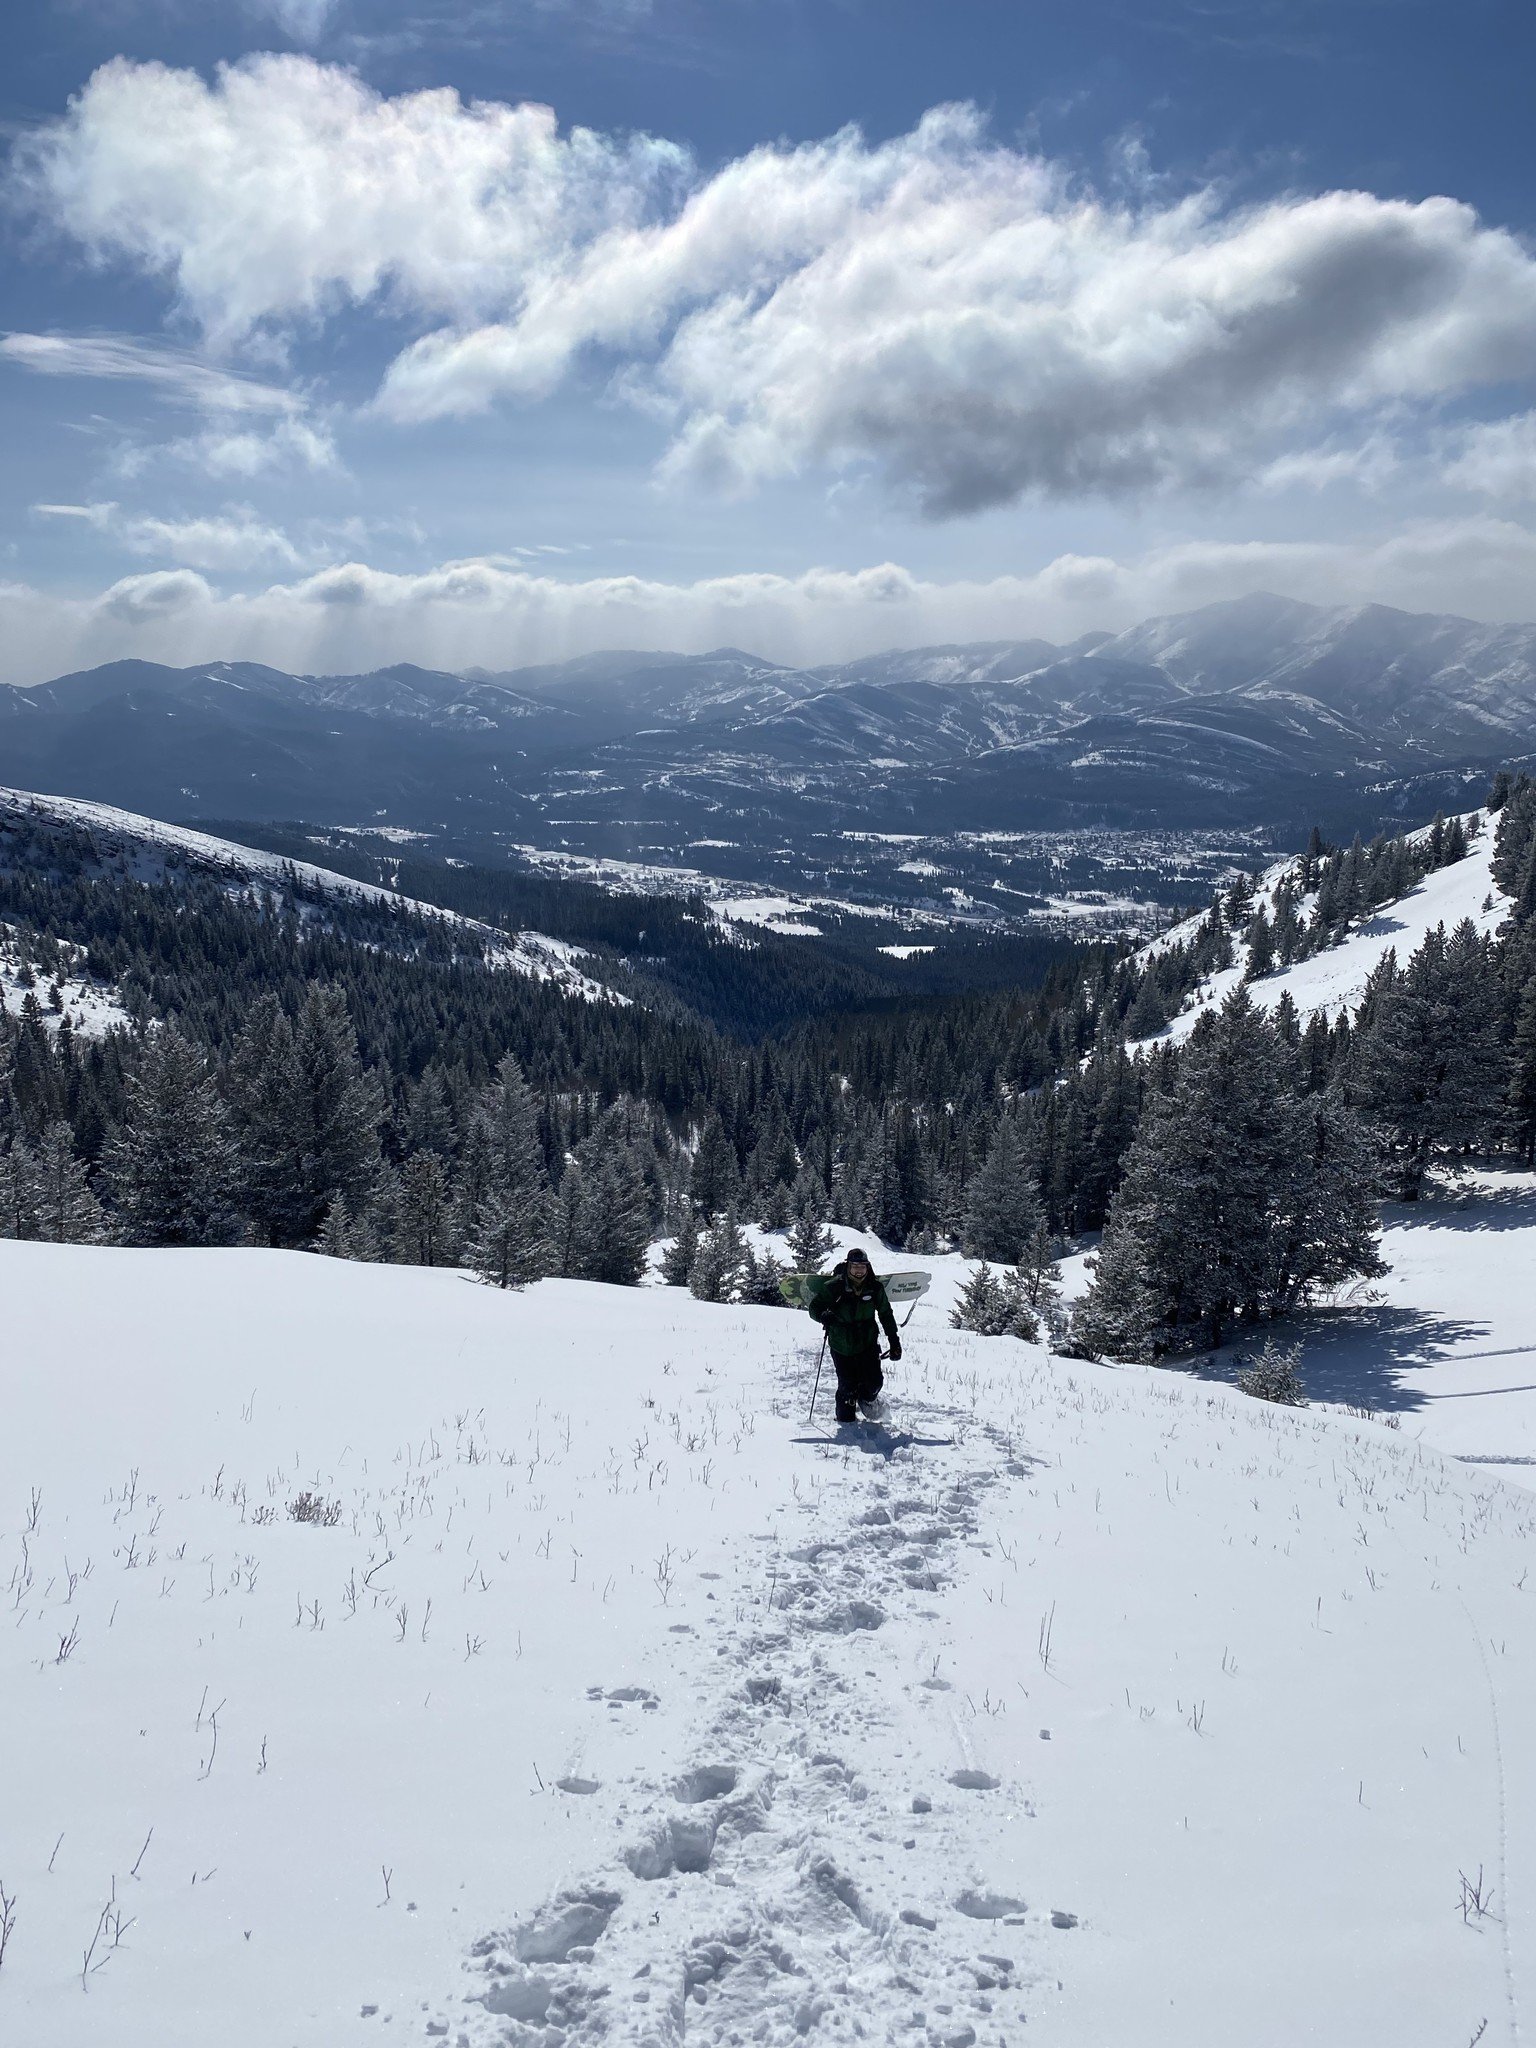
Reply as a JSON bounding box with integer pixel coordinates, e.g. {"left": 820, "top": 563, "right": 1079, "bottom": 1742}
{"left": 2, "top": 1243, "right": 1533, "bottom": 2047}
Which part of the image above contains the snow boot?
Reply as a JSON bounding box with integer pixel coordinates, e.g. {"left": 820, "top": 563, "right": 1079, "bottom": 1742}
{"left": 834, "top": 1394, "right": 859, "bottom": 1424}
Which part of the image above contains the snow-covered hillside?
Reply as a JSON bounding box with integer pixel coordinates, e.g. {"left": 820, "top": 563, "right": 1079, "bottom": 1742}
{"left": 3, "top": 1238, "right": 1533, "bottom": 2047}
{"left": 0, "top": 789, "right": 618, "bottom": 1005}
{"left": 1133, "top": 809, "right": 1506, "bottom": 1045}
{"left": 1, "top": 922, "right": 129, "bottom": 1037}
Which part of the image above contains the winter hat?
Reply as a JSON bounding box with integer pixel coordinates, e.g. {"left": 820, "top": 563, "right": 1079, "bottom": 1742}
{"left": 845, "top": 1246, "right": 871, "bottom": 1265}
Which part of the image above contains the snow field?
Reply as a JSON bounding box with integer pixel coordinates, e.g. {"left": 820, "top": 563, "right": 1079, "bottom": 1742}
{"left": 1, "top": 1240, "right": 1533, "bottom": 2047}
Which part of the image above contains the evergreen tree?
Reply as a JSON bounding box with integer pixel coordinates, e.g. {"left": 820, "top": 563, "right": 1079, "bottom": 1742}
{"left": 962, "top": 1120, "right": 1044, "bottom": 1264}
{"left": 740, "top": 1242, "right": 792, "bottom": 1307}
{"left": 107, "top": 1024, "right": 236, "bottom": 1247}
{"left": 1074, "top": 989, "right": 1382, "bottom": 1356}
{"left": 563, "top": 1113, "right": 652, "bottom": 1285}
{"left": 1355, "top": 921, "right": 1506, "bottom": 1196}
{"left": 660, "top": 1202, "right": 701, "bottom": 1285}
{"left": 787, "top": 1200, "right": 836, "bottom": 1273}
{"left": 688, "top": 1208, "right": 748, "bottom": 1303}
{"left": 395, "top": 1151, "right": 454, "bottom": 1266}
{"left": 32, "top": 1120, "right": 105, "bottom": 1244}
{"left": 289, "top": 984, "right": 385, "bottom": 1241}
{"left": 1507, "top": 971, "right": 1536, "bottom": 1166}
{"left": 1124, "top": 974, "right": 1169, "bottom": 1041}
{"left": 467, "top": 1054, "right": 552, "bottom": 1287}
{"left": 950, "top": 1263, "right": 1006, "bottom": 1336}
{"left": 1244, "top": 905, "right": 1276, "bottom": 978}
{"left": 229, "top": 986, "right": 382, "bottom": 1245}
{"left": 468, "top": 1174, "right": 550, "bottom": 1288}
{"left": 690, "top": 1112, "right": 740, "bottom": 1218}
{"left": 1271, "top": 880, "right": 1303, "bottom": 965}
{"left": 995, "top": 1266, "right": 1042, "bottom": 1342}
{"left": 316, "top": 1196, "right": 355, "bottom": 1259}
{"left": 0, "top": 1139, "right": 39, "bottom": 1240}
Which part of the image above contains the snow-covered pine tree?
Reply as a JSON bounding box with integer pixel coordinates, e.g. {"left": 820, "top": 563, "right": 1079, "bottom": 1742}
{"left": 962, "top": 1119, "right": 1045, "bottom": 1265}
{"left": 1507, "top": 970, "right": 1536, "bottom": 1166}
{"left": 740, "top": 1242, "right": 790, "bottom": 1307}
{"left": 1236, "top": 1336, "right": 1308, "bottom": 1406}
{"left": 1075, "top": 1046, "right": 1141, "bottom": 1231}
{"left": 1074, "top": 986, "right": 1382, "bottom": 1357}
{"left": 227, "top": 994, "right": 297, "bottom": 1241}
{"left": 787, "top": 1200, "right": 836, "bottom": 1274}
{"left": 659, "top": 1202, "right": 702, "bottom": 1286}
{"left": 1124, "top": 973, "right": 1169, "bottom": 1041}
{"left": 1355, "top": 920, "right": 1507, "bottom": 1196}
{"left": 402, "top": 1067, "right": 455, "bottom": 1158}
{"left": 228, "top": 986, "right": 383, "bottom": 1246}
{"left": 0, "top": 1138, "right": 39, "bottom": 1241}
{"left": 467, "top": 1175, "right": 550, "bottom": 1289}
{"left": 1069, "top": 1193, "right": 1168, "bottom": 1361}
{"left": 395, "top": 1151, "right": 454, "bottom": 1266}
{"left": 1271, "top": 879, "right": 1303, "bottom": 965}
{"left": 467, "top": 1053, "right": 552, "bottom": 1287}
{"left": 995, "top": 1266, "right": 1041, "bottom": 1342}
{"left": 950, "top": 1261, "right": 1007, "bottom": 1336}
{"left": 316, "top": 1196, "right": 354, "bottom": 1260}
{"left": 451, "top": 1108, "right": 494, "bottom": 1253}
{"left": 289, "top": 984, "right": 385, "bottom": 1241}
{"left": 563, "top": 1113, "right": 653, "bottom": 1285}
{"left": 1263, "top": 1087, "right": 1385, "bottom": 1314}
{"left": 688, "top": 1208, "right": 748, "bottom": 1302}
{"left": 1013, "top": 1216, "right": 1062, "bottom": 1312}
{"left": 31, "top": 1120, "right": 105, "bottom": 1244}
{"left": 107, "top": 1023, "right": 237, "bottom": 1246}
{"left": 690, "top": 1112, "right": 740, "bottom": 1219}
{"left": 1244, "top": 904, "right": 1276, "bottom": 978}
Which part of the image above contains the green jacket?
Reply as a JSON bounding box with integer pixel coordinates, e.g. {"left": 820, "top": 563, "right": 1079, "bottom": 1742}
{"left": 807, "top": 1262, "right": 899, "bottom": 1357}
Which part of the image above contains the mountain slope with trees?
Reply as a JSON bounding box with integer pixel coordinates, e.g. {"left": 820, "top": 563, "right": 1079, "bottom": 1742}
{"left": 8, "top": 776, "right": 1536, "bottom": 1367}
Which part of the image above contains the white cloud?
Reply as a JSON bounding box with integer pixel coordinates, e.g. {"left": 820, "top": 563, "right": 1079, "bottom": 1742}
{"left": 20, "top": 64, "right": 1536, "bottom": 514}
{"left": 2, "top": 518, "right": 1534, "bottom": 687}
{"left": 33, "top": 500, "right": 305, "bottom": 569}
{"left": 0, "top": 331, "right": 302, "bottom": 414}
{"left": 1444, "top": 413, "right": 1536, "bottom": 504}
{"left": 245, "top": 0, "right": 337, "bottom": 43}
{"left": 1255, "top": 435, "right": 1403, "bottom": 494}
{"left": 15, "top": 55, "right": 688, "bottom": 349}
{"left": 160, "top": 415, "right": 340, "bottom": 478}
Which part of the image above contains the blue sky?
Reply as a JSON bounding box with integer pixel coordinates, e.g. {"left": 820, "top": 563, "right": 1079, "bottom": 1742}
{"left": 2, "top": 0, "right": 1534, "bottom": 682}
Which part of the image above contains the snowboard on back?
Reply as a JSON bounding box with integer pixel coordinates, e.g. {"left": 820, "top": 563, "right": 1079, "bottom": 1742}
{"left": 779, "top": 1269, "right": 932, "bottom": 1314}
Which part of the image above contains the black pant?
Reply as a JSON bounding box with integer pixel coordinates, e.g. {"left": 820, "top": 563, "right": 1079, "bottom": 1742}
{"left": 832, "top": 1346, "right": 883, "bottom": 1418}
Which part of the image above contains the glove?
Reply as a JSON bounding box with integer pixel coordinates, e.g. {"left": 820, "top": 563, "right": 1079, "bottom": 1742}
{"left": 887, "top": 1338, "right": 902, "bottom": 1362}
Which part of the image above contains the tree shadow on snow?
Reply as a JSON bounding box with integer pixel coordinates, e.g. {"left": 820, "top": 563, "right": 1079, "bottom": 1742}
{"left": 1382, "top": 1184, "right": 1536, "bottom": 1234}
{"left": 1189, "top": 1307, "right": 1490, "bottom": 1417}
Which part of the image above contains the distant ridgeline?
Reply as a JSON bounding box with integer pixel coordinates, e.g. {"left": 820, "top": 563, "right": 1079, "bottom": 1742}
{"left": 4, "top": 782, "right": 1536, "bottom": 1364}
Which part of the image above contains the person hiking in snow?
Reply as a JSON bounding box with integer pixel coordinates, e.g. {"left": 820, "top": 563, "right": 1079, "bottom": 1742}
{"left": 807, "top": 1247, "right": 901, "bottom": 1424}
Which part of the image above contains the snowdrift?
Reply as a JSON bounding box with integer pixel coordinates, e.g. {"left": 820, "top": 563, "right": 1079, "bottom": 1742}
{"left": 2, "top": 1240, "right": 1533, "bottom": 2047}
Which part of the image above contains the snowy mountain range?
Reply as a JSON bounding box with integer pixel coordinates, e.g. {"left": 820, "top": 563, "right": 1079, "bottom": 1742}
{"left": 3, "top": 594, "right": 1534, "bottom": 845}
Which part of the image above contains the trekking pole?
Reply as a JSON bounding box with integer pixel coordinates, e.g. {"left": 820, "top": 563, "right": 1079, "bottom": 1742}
{"left": 807, "top": 1331, "right": 828, "bottom": 1422}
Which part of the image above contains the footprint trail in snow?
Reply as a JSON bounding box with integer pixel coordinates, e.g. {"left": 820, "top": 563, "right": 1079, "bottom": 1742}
{"left": 453, "top": 1374, "right": 1049, "bottom": 2047}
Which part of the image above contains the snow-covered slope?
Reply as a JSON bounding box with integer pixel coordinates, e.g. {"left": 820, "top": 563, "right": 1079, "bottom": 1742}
{"left": 3, "top": 1239, "right": 1534, "bottom": 2047}
{"left": 0, "top": 788, "right": 619, "bottom": 1005}
{"left": 1133, "top": 810, "right": 1505, "bottom": 1046}
{"left": 0, "top": 922, "right": 130, "bottom": 1037}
